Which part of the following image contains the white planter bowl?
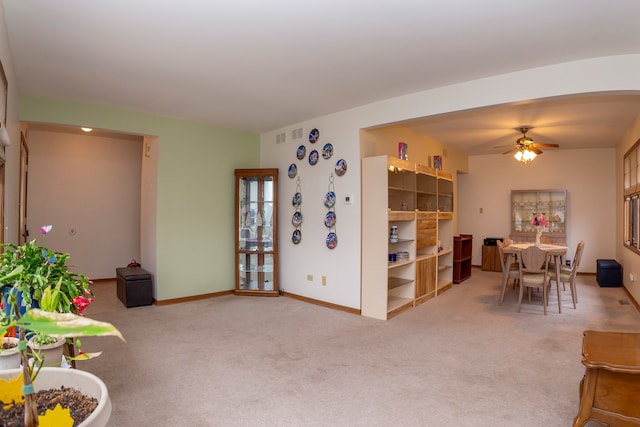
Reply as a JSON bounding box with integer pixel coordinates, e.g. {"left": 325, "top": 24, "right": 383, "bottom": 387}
{"left": 28, "top": 336, "right": 65, "bottom": 367}
{"left": 0, "top": 337, "right": 21, "bottom": 370}
{"left": 0, "top": 367, "right": 112, "bottom": 427}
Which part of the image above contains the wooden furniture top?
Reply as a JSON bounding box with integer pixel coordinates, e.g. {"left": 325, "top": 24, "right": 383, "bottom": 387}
{"left": 504, "top": 242, "right": 567, "bottom": 255}
{"left": 581, "top": 330, "right": 640, "bottom": 373}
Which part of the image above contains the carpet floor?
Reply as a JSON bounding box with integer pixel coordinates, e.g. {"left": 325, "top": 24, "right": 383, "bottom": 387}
{"left": 78, "top": 268, "right": 640, "bottom": 426}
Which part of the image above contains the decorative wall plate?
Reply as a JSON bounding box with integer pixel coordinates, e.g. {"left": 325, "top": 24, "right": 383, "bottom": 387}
{"left": 309, "top": 150, "right": 319, "bottom": 165}
{"left": 292, "top": 192, "right": 302, "bottom": 207}
{"left": 288, "top": 163, "right": 297, "bottom": 178}
{"left": 322, "top": 143, "right": 333, "bottom": 159}
{"left": 292, "top": 229, "right": 301, "bottom": 244}
{"left": 335, "top": 159, "right": 347, "bottom": 176}
{"left": 292, "top": 211, "right": 303, "bottom": 226}
{"left": 309, "top": 128, "right": 319, "bottom": 143}
{"left": 296, "top": 145, "right": 306, "bottom": 160}
{"left": 324, "top": 211, "right": 336, "bottom": 228}
{"left": 324, "top": 191, "right": 336, "bottom": 208}
{"left": 326, "top": 232, "right": 337, "bottom": 249}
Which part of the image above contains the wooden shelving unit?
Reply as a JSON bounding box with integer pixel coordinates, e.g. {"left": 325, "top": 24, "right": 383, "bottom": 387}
{"left": 453, "top": 234, "right": 472, "bottom": 284}
{"left": 361, "top": 155, "right": 454, "bottom": 320}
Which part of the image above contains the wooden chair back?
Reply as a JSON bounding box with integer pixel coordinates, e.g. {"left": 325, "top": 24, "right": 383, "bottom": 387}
{"left": 519, "top": 246, "right": 548, "bottom": 273}
{"left": 573, "top": 241, "right": 585, "bottom": 268}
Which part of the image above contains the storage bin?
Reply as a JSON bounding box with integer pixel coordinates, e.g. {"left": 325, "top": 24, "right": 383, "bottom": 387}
{"left": 596, "top": 259, "right": 622, "bottom": 288}
{"left": 116, "top": 267, "right": 153, "bottom": 307}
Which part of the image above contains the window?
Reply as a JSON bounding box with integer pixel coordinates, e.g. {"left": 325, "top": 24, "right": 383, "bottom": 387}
{"left": 624, "top": 139, "right": 640, "bottom": 252}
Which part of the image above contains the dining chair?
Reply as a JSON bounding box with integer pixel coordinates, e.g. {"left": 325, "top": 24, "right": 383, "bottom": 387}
{"left": 502, "top": 237, "right": 518, "bottom": 262}
{"left": 497, "top": 240, "right": 519, "bottom": 304}
{"left": 517, "top": 245, "right": 551, "bottom": 314}
{"left": 548, "top": 241, "right": 585, "bottom": 307}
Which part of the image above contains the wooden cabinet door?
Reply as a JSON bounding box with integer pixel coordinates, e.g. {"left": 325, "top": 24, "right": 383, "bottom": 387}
{"left": 416, "top": 256, "right": 436, "bottom": 303}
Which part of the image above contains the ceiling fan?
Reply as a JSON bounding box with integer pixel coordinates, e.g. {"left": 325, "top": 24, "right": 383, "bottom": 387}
{"left": 497, "top": 127, "right": 559, "bottom": 162}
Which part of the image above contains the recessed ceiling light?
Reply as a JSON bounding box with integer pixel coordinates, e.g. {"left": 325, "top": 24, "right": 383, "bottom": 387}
{"left": 81, "top": 127, "right": 93, "bottom": 132}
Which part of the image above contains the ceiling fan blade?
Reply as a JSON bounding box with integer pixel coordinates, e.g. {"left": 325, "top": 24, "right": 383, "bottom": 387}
{"left": 530, "top": 147, "right": 543, "bottom": 155}
{"left": 502, "top": 147, "right": 518, "bottom": 155}
{"left": 493, "top": 144, "right": 515, "bottom": 149}
{"left": 532, "top": 143, "right": 559, "bottom": 148}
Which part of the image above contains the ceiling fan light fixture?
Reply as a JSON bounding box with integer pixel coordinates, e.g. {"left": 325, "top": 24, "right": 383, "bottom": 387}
{"left": 514, "top": 147, "right": 537, "bottom": 163}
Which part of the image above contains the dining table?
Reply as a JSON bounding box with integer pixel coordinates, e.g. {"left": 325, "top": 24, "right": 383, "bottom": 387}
{"left": 500, "top": 242, "right": 568, "bottom": 313}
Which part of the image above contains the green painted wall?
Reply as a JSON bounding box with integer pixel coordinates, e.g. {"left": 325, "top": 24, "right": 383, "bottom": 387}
{"left": 20, "top": 96, "right": 260, "bottom": 300}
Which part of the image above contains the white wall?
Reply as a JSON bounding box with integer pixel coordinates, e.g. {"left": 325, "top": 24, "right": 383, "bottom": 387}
{"left": 27, "top": 128, "right": 143, "bottom": 279}
{"left": 261, "top": 114, "right": 363, "bottom": 308}
{"left": 458, "top": 149, "right": 616, "bottom": 272}
{"left": 261, "top": 55, "right": 640, "bottom": 310}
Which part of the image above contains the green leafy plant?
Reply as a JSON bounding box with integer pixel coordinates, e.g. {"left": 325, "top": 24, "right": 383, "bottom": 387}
{"left": 0, "top": 227, "right": 120, "bottom": 426}
{"left": 1, "top": 274, "right": 124, "bottom": 427}
{"left": 0, "top": 238, "right": 92, "bottom": 315}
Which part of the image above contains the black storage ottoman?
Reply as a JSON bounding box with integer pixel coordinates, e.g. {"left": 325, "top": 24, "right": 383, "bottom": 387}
{"left": 116, "top": 267, "right": 153, "bottom": 307}
{"left": 596, "top": 259, "right": 622, "bottom": 288}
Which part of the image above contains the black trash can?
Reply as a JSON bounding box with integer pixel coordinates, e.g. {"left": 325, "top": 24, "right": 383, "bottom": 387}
{"left": 596, "top": 259, "right": 622, "bottom": 288}
{"left": 116, "top": 266, "right": 153, "bottom": 307}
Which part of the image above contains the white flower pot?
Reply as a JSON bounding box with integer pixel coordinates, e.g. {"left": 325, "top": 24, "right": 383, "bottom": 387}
{"left": 28, "top": 336, "right": 65, "bottom": 367}
{"left": 0, "top": 337, "right": 21, "bottom": 370}
{"left": 0, "top": 367, "right": 112, "bottom": 427}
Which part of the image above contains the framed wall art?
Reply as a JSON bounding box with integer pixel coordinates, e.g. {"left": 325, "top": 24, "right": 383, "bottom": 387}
{"left": 434, "top": 155, "right": 442, "bottom": 171}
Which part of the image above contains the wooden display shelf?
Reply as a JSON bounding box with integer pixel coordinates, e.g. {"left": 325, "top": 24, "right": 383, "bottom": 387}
{"left": 388, "top": 259, "right": 413, "bottom": 269}
{"left": 388, "top": 211, "right": 415, "bottom": 221}
{"left": 388, "top": 276, "right": 413, "bottom": 289}
{"left": 387, "top": 296, "right": 414, "bottom": 317}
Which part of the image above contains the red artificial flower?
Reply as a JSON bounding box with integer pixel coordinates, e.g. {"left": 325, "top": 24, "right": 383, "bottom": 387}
{"left": 72, "top": 295, "right": 94, "bottom": 315}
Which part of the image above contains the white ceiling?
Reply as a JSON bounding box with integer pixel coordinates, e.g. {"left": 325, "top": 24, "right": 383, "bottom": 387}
{"left": 3, "top": 0, "right": 640, "bottom": 155}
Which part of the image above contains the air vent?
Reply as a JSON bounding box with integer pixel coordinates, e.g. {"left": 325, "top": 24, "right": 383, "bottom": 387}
{"left": 291, "top": 128, "right": 303, "bottom": 140}
{"left": 275, "top": 133, "right": 286, "bottom": 144}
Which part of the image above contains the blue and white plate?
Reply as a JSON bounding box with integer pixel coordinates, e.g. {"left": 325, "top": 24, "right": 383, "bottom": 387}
{"left": 292, "top": 192, "right": 302, "bottom": 207}
{"left": 324, "top": 191, "right": 336, "bottom": 208}
{"left": 309, "top": 150, "right": 319, "bottom": 165}
{"left": 335, "top": 159, "right": 347, "bottom": 176}
{"left": 326, "top": 232, "right": 337, "bottom": 249}
{"left": 324, "top": 211, "right": 336, "bottom": 228}
{"left": 296, "top": 145, "right": 306, "bottom": 160}
{"left": 292, "top": 211, "right": 303, "bottom": 227}
{"left": 322, "top": 143, "right": 333, "bottom": 159}
{"left": 288, "top": 163, "right": 297, "bottom": 179}
{"left": 292, "top": 229, "right": 301, "bottom": 244}
{"left": 309, "top": 128, "right": 319, "bottom": 143}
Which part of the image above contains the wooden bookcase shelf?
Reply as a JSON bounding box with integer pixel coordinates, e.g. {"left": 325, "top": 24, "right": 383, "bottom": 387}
{"left": 453, "top": 234, "right": 472, "bottom": 284}
{"left": 361, "top": 155, "right": 454, "bottom": 320}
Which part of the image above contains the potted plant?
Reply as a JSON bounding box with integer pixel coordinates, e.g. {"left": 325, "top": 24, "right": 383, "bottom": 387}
{"left": 0, "top": 225, "right": 122, "bottom": 426}
{"left": 0, "top": 226, "right": 94, "bottom": 366}
{"left": 0, "top": 306, "right": 124, "bottom": 426}
{"left": 0, "top": 225, "right": 92, "bottom": 320}
{"left": 0, "top": 305, "right": 22, "bottom": 369}
{"left": 0, "top": 336, "right": 21, "bottom": 370}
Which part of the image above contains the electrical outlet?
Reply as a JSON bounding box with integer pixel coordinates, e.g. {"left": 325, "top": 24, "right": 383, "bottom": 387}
{"left": 307, "top": 274, "right": 313, "bottom": 281}
{"left": 322, "top": 276, "right": 327, "bottom": 286}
